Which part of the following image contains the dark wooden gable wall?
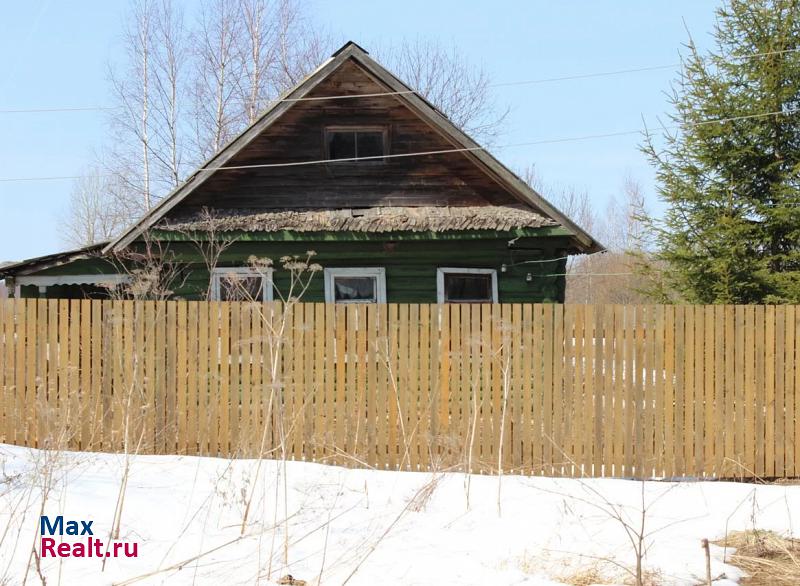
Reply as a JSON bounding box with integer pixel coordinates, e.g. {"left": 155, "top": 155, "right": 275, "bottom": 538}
{"left": 167, "top": 59, "right": 522, "bottom": 217}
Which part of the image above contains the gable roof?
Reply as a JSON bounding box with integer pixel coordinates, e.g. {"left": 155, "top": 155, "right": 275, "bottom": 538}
{"left": 104, "top": 41, "right": 603, "bottom": 254}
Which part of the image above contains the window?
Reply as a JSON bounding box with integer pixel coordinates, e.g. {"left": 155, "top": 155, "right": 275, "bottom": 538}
{"left": 325, "top": 127, "right": 386, "bottom": 161}
{"left": 324, "top": 268, "right": 386, "bottom": 303}
{"left": 437, "top": 268, "right": 498, "bottom": 303}
{"left": 210, "top": 267, "right": 273, "bottom": 301}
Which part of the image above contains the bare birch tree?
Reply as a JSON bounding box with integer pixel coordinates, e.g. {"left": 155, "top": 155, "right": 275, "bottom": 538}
{"left": 62, "top": 169, "right": 131, "bottom": 248}
{"left": 236, "top": 0, "right": 332, "bottom": 124}
{"left": 108, "top": 0, "right": 156, "bottom": 211}
{"left": 191, "top": 0, "right": 244, "bottom": 160}
{"left": 150, "top": 0, "right": 189, "bottom": 189}
{"left": 103, "top": 0, "right": 189, "bottom": 216}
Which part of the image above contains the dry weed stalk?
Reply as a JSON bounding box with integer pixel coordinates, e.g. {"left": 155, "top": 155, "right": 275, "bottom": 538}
{"left": 99, "top": 236, "right": 182, "bottom": 569}
{"left": 535, "top": 436, "right": 681, "bottom": 586}
{"left": 21, "top": 411, "right": 75, "bottom": 586}
{"left": 219, "top": 253, "right": 320, "bottom": 579}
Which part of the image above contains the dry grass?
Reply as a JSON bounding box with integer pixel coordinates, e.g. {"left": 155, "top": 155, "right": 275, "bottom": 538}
{"left": 516, "top": 556, "right": 618, "bottom": 586}
{"left": 717, "top": 529, "right": 800, "bottom": 585}
{"left": 561, "top": 566, "right": 606, "bottom": 585}
{"left": 408, "top": 472, "right": 443, "bottom": 513}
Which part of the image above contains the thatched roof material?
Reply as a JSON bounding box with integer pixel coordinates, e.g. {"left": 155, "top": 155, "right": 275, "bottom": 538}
{"left": 161, "top": 206, "right": 558, "bottom": 234}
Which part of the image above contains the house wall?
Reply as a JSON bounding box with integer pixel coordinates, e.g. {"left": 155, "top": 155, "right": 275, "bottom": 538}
{"left": 13, "top": 233, "right": 570, "bottom": 303}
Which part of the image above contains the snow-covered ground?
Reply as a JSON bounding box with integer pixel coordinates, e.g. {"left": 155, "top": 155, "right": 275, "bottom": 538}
{"left": 0, "top": 443, "right": 797, "bottom": 586}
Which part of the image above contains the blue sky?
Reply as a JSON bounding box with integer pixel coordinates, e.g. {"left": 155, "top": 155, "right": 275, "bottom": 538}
{"left": 0, "top": 1, "right": 718, "bottom": 262}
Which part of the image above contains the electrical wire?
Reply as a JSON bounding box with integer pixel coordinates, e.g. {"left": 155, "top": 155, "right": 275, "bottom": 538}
{"left": 0, "top": 104, "right": 799, "bottom": 183}
{"left": 4, "top": 46, "right": 800, "bottom": 114}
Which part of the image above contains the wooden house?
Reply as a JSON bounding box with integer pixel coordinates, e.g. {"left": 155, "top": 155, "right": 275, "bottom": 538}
{"left": 0, "top": 42, "right": 602, "bottom": 303}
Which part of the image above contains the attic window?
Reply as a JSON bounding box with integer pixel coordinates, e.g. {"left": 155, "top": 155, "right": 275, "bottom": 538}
{"left": 325, "top": 127, "right": 387, "bottom": 161}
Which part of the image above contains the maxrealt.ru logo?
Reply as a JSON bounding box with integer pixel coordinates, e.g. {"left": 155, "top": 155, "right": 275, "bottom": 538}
{"left": 39, "top": 516, "right": 139, "bottom": 558}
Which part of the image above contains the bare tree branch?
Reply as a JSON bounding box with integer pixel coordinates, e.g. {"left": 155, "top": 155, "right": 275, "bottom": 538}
{"left": 378, "top": 39, "right": 509, "bottom": 145}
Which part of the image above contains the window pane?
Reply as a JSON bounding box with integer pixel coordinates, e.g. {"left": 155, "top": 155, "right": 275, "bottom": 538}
{"left": 334, "top": 276, "right": 377, "bottom": 302}
{"left": 356, "top": 132, "right": 384, "bottom": 158}
{"left": 327, "top": 131, "right": 356, "bottom": 160}
{"left": 444, "top": 273, "right": 493, "bottom": 302}
{"left": 220, "top": 275, "right": 264, "bottom": 301}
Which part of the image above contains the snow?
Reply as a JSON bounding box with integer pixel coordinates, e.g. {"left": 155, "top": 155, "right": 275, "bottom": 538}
{"left": 0, "top": 443, "right": 797, "bottom": 585}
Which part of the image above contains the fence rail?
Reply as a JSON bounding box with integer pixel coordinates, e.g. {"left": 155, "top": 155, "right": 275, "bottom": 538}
{"left": 0, "top": 299, "right": 798, "bottom": 479}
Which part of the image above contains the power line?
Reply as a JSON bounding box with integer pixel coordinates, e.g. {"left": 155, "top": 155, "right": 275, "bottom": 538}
{"left": 491, "top": 64, "right": 677, "bottom": 87}
{"left": 496, "top": 46, "right": 800, "bottom": 88}
{"left": 5, "top": 46, "right": 800, "bottom": 114}
{"left": 0, "top": 106, "right": 118, "bottom": 114}
{"left": 0, "top": 105, "right": 799, "bottom": 182}
{"left": 0, "top": 175, "right": 91, "bottom": 183}
{"left": 179, "top": 106, "right": 800, "bottom": 172}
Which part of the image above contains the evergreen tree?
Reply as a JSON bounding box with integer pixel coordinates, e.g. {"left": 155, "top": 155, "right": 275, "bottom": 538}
{"left": 644, "top": 0, "right": 800, "bottom": 304}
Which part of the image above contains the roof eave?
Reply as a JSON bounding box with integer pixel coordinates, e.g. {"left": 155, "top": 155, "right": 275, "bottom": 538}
{"left": 0, "top": 242, "right": 108, "bottom": 279}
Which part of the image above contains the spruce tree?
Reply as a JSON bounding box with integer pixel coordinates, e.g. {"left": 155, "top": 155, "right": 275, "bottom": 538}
{"left": 644, "top": 0, "right": 800, "bottom": 304}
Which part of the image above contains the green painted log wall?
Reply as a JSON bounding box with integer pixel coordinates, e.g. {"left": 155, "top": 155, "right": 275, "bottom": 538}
{"left": 18, "top": 234, "right": 571, "bottom": 303}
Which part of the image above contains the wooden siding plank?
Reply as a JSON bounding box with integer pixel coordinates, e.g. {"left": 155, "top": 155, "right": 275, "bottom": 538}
{"left": 562, "top": 305, "right": 575, "bottom": 475}
{"left": 684, "top": 306, "right": 695, "bottom": 478}
{"left": 324, "top": 303, "right": 336, "bottom": 464}
{"left": 775, "top": 305, "right": 785, "bottom": 478}
{"left": 785, "top": 306, "right": 796, "bottom": 477}
{"left": 314, "top": 303, "right": 327, "bottom": 463}
{"left": 765, "top": 306, "right": 776, "bottom": 478}
{"left": 673, "top": 306, "right": 686, "bottom": 478}
{"left": 541, "top": 304, "right": 555, "bottom": 476}
{"left": 511, "top": 303, "right": 523, "bottom": 473}
{"left": 375, "top": 303, "right": 388, "bottom": 468}
{"left": 735, "top": 306, "right": 746, "bottom": 474}
{"left": 335, "top": 304, "right": 347, "bottom": 466}
{"left": 723, "top": 306, "right": 735, "bottom": 477}
{"left": 418, "top": 304, "right": 432, "bottom": 471}
{"left": 302, "top": 302, "right": 314, "bottom": 462}
{"left": 754, "top": 305, "right": 765, "bottom": 478}
{"left": 521, "top": 303, "right": 533, "bottom": 475}
{"left": 744, "top": 306, "right": 756, "bottom": 476}
{"left": 407, "top": 303, "right": 421, "bottom": 470}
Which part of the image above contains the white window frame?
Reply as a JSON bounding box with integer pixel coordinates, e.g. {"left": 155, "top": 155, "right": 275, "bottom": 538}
{"left": 324, "top": 267, "right": 386, "bottom": 304}
{"left": 436, "top": 267, "right": 498, "bottom": 304}
{"left": 210, "top": 267, "right": 274, "bottom": 302}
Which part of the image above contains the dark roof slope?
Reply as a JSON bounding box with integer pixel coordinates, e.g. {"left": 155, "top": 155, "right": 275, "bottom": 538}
{"left": 0, "top": 242, "right": 106, "bottom": 278}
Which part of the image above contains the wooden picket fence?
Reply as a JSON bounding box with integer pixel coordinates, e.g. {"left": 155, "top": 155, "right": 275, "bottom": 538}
{"left": 0, "top": 299, "right": 798, "bottom": 479}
